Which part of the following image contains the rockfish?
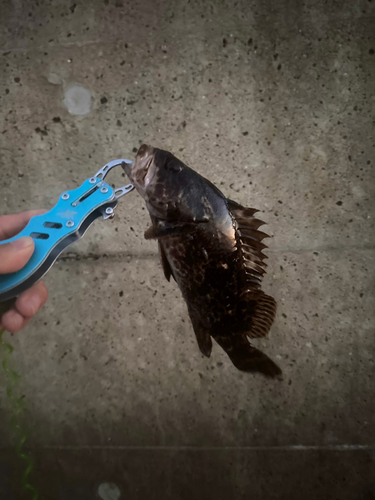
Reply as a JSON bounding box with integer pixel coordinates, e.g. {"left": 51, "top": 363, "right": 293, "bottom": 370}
{"left": 123, "top": 145, "right": 281, "bottom": 378}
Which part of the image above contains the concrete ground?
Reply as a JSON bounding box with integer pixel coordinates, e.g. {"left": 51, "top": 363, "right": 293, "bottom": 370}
{"left": 0, "top": 0, "right": 374, "bottom": 498}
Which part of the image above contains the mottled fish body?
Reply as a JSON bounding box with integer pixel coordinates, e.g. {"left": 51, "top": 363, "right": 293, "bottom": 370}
{"left": 124, "top": 145, "right": 281, "bottom": 378}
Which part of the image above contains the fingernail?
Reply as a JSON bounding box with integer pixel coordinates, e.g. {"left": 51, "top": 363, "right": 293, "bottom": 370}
{"left": 2, "top": 309, "right": 23, "bottom": 333}
{"left": 11, "top": 237, "right": 34, "bottom": 251}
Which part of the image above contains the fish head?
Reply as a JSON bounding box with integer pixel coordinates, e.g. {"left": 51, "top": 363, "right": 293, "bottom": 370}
{"left": 124, "top": 144, "right": 212, "bottom": 222}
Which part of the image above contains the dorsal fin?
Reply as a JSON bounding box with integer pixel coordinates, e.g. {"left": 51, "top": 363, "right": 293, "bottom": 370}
{"left": 242, "top": 249, "right": 268, "bottom": 268}
{"left": 227, "top": 199, "right": 259, "bottom": 218}
{"left": 238, "top": 227, "right": 269, "bottom": 241}
{"left": 236, "top": 217, "right": 265, "bottom": 230}
{"left": 227, "top": 199, "right": 270, "bottom": 290}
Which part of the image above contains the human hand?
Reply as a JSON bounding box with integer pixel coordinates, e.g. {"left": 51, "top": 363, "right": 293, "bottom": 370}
{"left": 0, "top": 210, "right": 48, "bottom": 333}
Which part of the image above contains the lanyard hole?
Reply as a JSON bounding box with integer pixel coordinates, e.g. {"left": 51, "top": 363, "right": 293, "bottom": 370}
{"left": 43, "top": 222, "right": 63, "bottom": 229}
{"left": 30, "top": 232, "right": 50, "bottom": 240}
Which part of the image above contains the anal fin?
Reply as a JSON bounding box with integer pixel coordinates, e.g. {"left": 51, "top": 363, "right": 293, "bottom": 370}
{"left": 187, "top": 306, "right": 212, "bottom": 358}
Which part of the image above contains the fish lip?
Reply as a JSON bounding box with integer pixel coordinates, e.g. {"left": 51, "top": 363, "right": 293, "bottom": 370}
{"left": 132, "top": 144, "right": 156, "bottom": 188}
{"left": 121, "top": 160, "right": 134, "bottom": 179}
{"left": 136, "top": 144, "right": 155, "bottom": 170}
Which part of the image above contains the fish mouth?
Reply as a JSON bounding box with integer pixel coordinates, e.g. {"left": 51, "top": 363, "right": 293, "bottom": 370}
{"left": 123, "top": 144, "right": 156, "bottom": 189}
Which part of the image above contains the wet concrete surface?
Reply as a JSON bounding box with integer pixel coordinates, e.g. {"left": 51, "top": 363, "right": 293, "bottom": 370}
{"left": 0, "top": 0, "right": 374, "bottom": 498}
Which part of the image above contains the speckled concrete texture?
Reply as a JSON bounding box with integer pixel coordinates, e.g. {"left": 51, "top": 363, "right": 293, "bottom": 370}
{"left": 0, "top": 0, "right": 374, "bottom": 499}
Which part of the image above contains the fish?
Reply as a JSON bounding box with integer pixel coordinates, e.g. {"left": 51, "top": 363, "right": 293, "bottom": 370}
{"left": 123, "top": 144, "right": 281, "bottom": 378}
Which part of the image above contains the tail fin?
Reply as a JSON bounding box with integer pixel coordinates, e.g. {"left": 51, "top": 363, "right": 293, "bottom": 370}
{"left": 214, "top": 334, "right": 282, "bottom": 379}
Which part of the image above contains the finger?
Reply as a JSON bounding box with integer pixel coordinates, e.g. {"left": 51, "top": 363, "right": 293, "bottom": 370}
{"left": 1, "top": 308, "right": 30, "bottom": 334}
{"left": 0, "top": 237, "right": 35, "bottom": 274}
{"left": 15, "top": 281, "right": 48, "bottom": 318}
{"left": 0, "top": 210, "right": 46, "bottom": 241}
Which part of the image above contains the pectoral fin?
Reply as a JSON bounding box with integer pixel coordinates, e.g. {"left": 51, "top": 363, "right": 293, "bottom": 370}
{"left": 158, "top": 242, "right": 174, "bottom": 282}
{"left": 144, "top": 223, "right": 196, "bottom": 240}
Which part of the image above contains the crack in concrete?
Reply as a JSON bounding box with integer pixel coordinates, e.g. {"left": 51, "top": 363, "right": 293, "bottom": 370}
{"left": 56, "top": 243, "right": 375, "bottom": 263}
{"left": 57, "top": 252, "right": 158, "bottom": 262}
{"left": 38, "top": 444, "right": 375, "bottom": 451}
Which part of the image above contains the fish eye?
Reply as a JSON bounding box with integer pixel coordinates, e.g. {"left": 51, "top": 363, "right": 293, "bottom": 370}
{"left": 164, "top": 160, "right": 182, "bottom": 173}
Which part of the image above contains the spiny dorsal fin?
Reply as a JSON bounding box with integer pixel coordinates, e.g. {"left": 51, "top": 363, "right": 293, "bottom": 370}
{"left": 227, "top": 199, "right": 259, "bottom": 218}
{"left": 238, "top": 227, "right": 270, "bottom": 241}
{"left": 227, "top": 199, "right": 270, "bottom": 289}
{"left": 242, "top": 247, "right": 268, "bottom": 263}
{"left": 236, "top": 218, "right": 266, "bottom": 230}
{"left": 244, "top": 260, "right": 266, "bottom": 276}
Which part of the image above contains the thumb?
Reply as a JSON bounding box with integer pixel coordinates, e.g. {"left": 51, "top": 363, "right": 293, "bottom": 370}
{"left": 0, "top": 237, "right": 35, "bottom": 274}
